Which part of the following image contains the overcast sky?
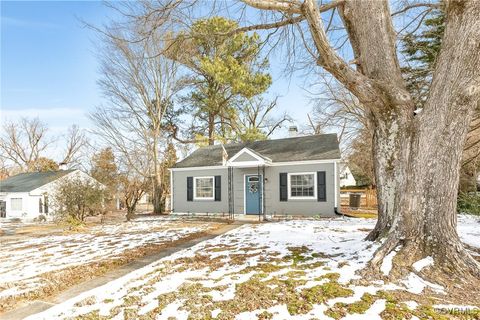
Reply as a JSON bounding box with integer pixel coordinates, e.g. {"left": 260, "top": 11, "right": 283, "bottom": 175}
{"left": 1, "top": 1, "right": 321, "bottom": 146}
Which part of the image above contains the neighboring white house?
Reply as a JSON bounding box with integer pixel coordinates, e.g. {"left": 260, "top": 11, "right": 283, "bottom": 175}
{"left": 0, "top": 169, "right": 101, "bottom": 221}
{"left": 339, "top": 164, "right": 356, "bottom": 187}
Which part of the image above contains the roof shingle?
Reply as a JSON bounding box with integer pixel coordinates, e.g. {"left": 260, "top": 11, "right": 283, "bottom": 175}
{"left": 174, "top": 134, "right": 340, "bottom": 168}
{"left": 0, "top": 170, "right": 75, "bottom": 193}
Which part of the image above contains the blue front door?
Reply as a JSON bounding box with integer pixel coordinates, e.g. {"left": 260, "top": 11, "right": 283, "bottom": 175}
{"left": 245, "top": 175, "right": 262, "bottom": 214}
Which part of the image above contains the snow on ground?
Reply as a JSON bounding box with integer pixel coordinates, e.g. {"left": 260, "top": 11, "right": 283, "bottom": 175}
{"left": 0, "top": 216, "right": 217, "bottom": 302}
{"left": 412, "top": 256, "right": 434, "bottom": 272}
{"left": 458, "top": 214, "right": 480, "bottom": 252}
{"left": 22, "top": 215, "right": 480, "bottom": 319}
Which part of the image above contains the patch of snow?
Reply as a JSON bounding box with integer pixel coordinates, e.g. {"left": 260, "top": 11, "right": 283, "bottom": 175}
{"left": 412, "top": 256, "right": 434, "bottom": 272}
{"left": 380, "top": 248, "right": 399, "bottom": 276}
{"left": 404, "top": 301, "right": 418, "bottom": 310}
{"left": 401, "top": 273, "right": 445, "bottom": 294}
{"left": 211, "top": 308, "right": 222, "bottom": 318}
{"left": 458, "top": 214, "right": 480, "bottom": 250}
{"left": 158, "top": 300, "right": 189, "bottom": 320}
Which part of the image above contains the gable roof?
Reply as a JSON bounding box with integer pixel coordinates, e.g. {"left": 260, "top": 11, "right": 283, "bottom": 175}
{"left": 0, "top": 170, "right": 75, "bottom": 193}
{"left": 174, "top": 134, "right": 340, "bottom": 168}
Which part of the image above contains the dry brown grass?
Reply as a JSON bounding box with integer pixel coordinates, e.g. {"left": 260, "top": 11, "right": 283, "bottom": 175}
{"left": 0, "top": 223, "right": 225, "bottom": 314}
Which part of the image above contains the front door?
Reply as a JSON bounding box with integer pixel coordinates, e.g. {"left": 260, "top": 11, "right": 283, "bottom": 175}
{"left": 0, "top": 201, "right": 6, "bottom": 218}
{"left": 245, "top": 175, "right": 262, "bottom": 215}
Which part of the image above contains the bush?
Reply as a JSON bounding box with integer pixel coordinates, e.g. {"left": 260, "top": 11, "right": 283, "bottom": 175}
{"left": 457, "top": 192, "right": 480, "bottom": 216}
{"left": 52, "top": 176, "right": 105, "bottom": 224}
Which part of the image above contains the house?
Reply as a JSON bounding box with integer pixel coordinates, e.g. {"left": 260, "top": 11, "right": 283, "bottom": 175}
{"left": 339, "top": 164, "right": 357, "bottom": 187}
{"left": 0, "top": 169, "right": 100, "bottom": 221}
{"left": 170, "top": 134, "right": 341, "bottom": 216}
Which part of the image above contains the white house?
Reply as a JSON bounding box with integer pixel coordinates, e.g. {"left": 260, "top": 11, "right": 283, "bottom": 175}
{"left": 0, "top": 169, "right": 101, "bottom": 221}
{"left": 339, "top": 164, "right": 356, "bottom": 187}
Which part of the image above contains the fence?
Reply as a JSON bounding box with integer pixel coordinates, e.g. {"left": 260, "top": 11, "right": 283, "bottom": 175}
{"left": 340, "top": 188, "right": 377, "bottom": 208}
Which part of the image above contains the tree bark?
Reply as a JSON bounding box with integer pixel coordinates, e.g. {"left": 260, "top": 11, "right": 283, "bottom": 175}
{"left": 152, "top": 165, "right": 164, "bottom": 214}
{"left": 208, "top": 113, "right": 215, "bottom": 145}
{"left": 366, "top": 118, "right": 400, "bottom": 240}
{"left": 126, "top": 207, "right": 135, "bottom": 221}
{"left": 338, "top": 0, "right": 414, "bottom": 241}
{"left": 151, "top": 131, "right": 164, "bottom": 215}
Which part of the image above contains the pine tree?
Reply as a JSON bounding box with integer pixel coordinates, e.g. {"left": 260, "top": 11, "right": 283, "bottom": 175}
{"left": 90, "top": 148, "right": 118, "bottom": 208}
{"left": 401, "top": 10, "right": 445, "bottom": 108}
{"left": 169, "top": 17, "right": 272, "bottom": 145}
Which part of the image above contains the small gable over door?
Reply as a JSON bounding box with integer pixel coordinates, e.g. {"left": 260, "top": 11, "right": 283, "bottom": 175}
{"left": 233, "top": 152, "right": 258, "bottom": 162}
{"left": 226, "top": 148, "right": 272, "bottom": 167}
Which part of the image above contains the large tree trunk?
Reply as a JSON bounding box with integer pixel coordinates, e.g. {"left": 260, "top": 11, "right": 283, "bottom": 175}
{"left": 367, "top": 0, "right": 480, "bottom": 281}
{"left": 337, "top": 0, "right": 480, "bottom": 281}
{"left": 367, "top": 116, "right": 407, "bottom": 240}
{"left": 338, "top": 0, "right": 414, "bottom": 241}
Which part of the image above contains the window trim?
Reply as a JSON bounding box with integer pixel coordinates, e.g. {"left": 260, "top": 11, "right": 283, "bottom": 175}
{"left": 193, "top": 176, "right": 215, "bottom": 200}
{"left": 10, "top": 198, "right": 23, "bottom": 211}
{"left": 287, "top": 172, "right": 317, "bottom": 200}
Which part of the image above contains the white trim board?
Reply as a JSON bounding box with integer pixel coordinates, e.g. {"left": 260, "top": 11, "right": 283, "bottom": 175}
{"left": 226, "top": 148, "right": 272, "bottom": 167}
{"left": 193, "top": 176, "right": 215, "bottom": 201}
{"left": 334, "top": 161, "right": 338, "bottom": 207}
{"left": 287, "top": 172, "right": 317, "bottom": 200}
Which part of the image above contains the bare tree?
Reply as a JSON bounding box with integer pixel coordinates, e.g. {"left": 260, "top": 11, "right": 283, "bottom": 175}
{"left": 61, "top": 125, "right": 88, "bottom": 166}
{"left": 90, "top": 22, "right": 181, "bottom": 215}
{"left": 0, "top": 117, "right": 53, "bottom": 172}
{"left": 234, "top": 97, "right": 291, "bottom": 142}
{"left": 117, "top": 153, "right": 150, "bottom": 221}
{"left": 307, "top": 78, "right": 369, "bottom": 152}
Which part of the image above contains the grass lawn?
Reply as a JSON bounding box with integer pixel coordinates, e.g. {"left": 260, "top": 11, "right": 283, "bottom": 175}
{"left": 25, "top": 215, "right": 480, "bottom": 320}
{"left": 0, "top": 215, "right": 225, "bottom": 313}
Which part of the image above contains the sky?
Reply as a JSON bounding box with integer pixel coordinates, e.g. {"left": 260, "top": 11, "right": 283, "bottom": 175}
{"left": 1, "top": 1, "right": 315, "bottom": 146}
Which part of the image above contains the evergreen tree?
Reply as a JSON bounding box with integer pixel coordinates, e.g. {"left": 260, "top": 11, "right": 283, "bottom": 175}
{"left": 401, "top": 10, "right": 445, "bottom": 107}
{"left": 90, "top": 148, "right": 118, "bottom": 208}
{"left": 169, "top": 17, "right": 272, "bottom": 145}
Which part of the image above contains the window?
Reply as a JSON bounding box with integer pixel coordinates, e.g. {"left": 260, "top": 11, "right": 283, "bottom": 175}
{"left": 194, "top": 177, "right": 214, "bottom": 200}
{"left": 11, "top": 198, "right": 23, "bottom": 211}
{"left": 44, "top": 195, "right": 49, "bottom": 213}
{"left": 289, "top": 173, "right": 316, "bottom": 199}
{"left": 39, "top": 198, "right": 43, "bottom": 213}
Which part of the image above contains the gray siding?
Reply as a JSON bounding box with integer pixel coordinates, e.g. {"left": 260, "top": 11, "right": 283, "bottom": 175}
{"left": 171, "top": 169, "right": 229, "bottom": 214}
{"left": 171, "top": 162, "right": 338, "bottom": 216}
{"left": 265, "top": 163, "right": 335, "bottom": 216}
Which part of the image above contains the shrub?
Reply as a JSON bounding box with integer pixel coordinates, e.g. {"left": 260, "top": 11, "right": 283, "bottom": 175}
{"left": 457, "top": 192, "right": 480, "bottom": 216}
{"left": 52, "top": 176, "right": 105, "bottom": 224}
